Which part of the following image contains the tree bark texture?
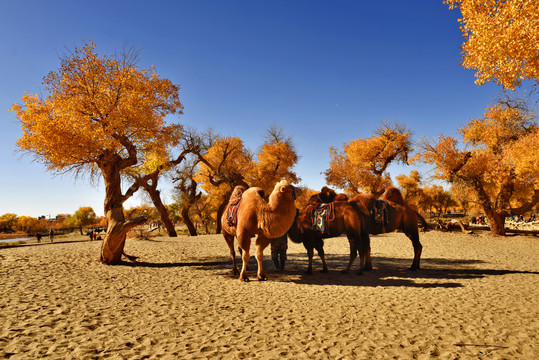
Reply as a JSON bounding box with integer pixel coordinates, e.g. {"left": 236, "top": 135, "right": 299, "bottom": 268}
{"left": 145, "top": 183, "right": 177, "bottom": 237}
{"left": 181, "top": 207, "right": 197, "bottom": 236}
{"left": 99, "top": 159, "right": 146, "bottom": 264}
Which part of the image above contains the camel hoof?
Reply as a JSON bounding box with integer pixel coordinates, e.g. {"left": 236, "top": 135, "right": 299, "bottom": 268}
{"left": 305, "top": 269, "right": 313, "bottom": 275}
{"left": 239, "top": 276, "right": 250, "bottom": 282}
{"left": 257, "top": 276, "right": 268, "bottom": 281}
{"left": 409, "top": 266, "right": 420, "bottom": 271}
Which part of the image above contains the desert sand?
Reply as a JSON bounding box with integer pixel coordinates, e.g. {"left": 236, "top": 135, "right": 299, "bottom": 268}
{"left": 0, "top": 231, "right": 537, "bottom": 359}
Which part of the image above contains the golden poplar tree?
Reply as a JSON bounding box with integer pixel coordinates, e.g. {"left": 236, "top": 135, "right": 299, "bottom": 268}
{"left": 446, "top": 0, "right": 539, "bottom": 90}
{"left": 12, "top": 43, "right": 184, "bottom": 263}
{"left": 325, "top": 123, "right": 412, "bottom": 196}
{"left": 420, "top": 99, "right": 539, "bottom": 235}
{"left": 195, "top": 136, "right": 255, "bottom": 233}
{"left": 396, "top": 170, "right": 423, "bottom": 209}
{"left": 64, "top": 206, "right": 97, "bottom": 235}
{"left": 251, "top": 142, "right": 299, "bottom": 194}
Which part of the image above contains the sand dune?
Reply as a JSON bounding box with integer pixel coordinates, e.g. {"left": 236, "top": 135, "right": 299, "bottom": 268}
{"left": 1, "top": 231, "right": 537, "bottom": 359}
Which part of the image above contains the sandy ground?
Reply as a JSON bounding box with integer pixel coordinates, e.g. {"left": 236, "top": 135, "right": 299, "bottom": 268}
{"left": 0, "top": 231, "right": 537, "bottom": 359}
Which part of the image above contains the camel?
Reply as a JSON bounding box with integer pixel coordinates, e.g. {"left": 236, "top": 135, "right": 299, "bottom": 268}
{"left": 288, "top": 190, "right": 370, "bottom": 275}
{"left": 289, "top": 186, "right": 426, "bottom": 274}
{"left": 350, "top": 187, "right": 426, "bottom": 270}
{"left": 221, "top": 179, "right": 297, "bottom": 282}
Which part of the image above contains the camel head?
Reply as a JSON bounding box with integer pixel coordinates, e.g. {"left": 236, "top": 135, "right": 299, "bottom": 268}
{"left": 382, "top": 187, "right": 405, "bottom": 205}
{"left": 272, "top": 179, "right": 296, "bottom": 202}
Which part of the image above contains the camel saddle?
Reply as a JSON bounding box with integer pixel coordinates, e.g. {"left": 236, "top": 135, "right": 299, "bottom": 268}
{"left": 371, "top": 199, "right": 388, "bottom": 226}
{"left": 226, "top": 199, "right": 242, "bottom": 226}
{"left": 309, "top": 202, "right": 335, "bottom": 236}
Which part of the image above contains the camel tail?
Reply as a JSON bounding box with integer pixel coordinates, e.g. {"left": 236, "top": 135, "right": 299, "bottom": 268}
{"left": 415, "top": 210, "right": 429, "bottom": 231}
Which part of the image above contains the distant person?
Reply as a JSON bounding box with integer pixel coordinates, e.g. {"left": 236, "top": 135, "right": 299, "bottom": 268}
{"left": 49, "top": 229, "right": 54, "bottom": 243}
{"left": 88, "top": 230, "right": 94, "bottom": 241}
{"left": 36, "top": 232, "right": 42, "bottom": 243}
{"left": 271, "top": 233, "right": 288, "bottom": 271}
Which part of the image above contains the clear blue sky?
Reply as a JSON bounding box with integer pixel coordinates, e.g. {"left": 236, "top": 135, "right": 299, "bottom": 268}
{"left": 1, "top": 0, "right": 504, "bottom": 218}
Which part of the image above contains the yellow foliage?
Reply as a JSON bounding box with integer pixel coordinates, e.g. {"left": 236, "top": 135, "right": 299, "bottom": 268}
{"left": 12, "top": 42, "right": 184, "bottom": 177}
{"left": 420, "top": 99, "right": 538, "bottom": 214}
{"left": 505, "top": 129, "right": 539, "bottom": 185}
{"left": 396, "top": 170, "right": 422, "bottom": 206}
{"left": 325, "top": 125, "right": 411, "bottom": 195}
{"left": 251, "top": 142, "right": 299, "bottom": 194}
{"left": 446, "top": 0, "right": 539, "bottom": 90}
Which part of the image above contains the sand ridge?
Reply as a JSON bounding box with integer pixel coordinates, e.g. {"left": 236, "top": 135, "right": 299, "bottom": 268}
{"left": 0, "top": 231, "right": 537, "bottom": 359}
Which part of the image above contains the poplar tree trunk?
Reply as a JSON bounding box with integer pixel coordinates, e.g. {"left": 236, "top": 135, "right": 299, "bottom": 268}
{"left": 99, "top": 161, "right": 146, "bottom": 264}
{"left": 486, "top": 211, "right": 507, "bottom": 236}
{"left": 181, "top": 207, "right": 198, "bottom": 236}
{"left": 145, "top": 184, "right": 177, "bottom": 237}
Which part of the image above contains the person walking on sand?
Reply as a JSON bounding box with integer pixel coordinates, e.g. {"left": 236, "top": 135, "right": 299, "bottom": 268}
{"left": 36, "top": 232, "right": 42, "bottom": 244}
{"left": 49, "top": 229, "right": 54, "bottom": 243}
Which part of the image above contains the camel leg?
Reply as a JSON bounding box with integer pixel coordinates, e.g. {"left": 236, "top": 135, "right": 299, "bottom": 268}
{"left": 255, "top": 237, "right": 270, "bottom": 281}
{"left": 405, "top": 231, "right": 422, "bottom": 270}
{"left": 356, "top": 250, "right": 365, "bottom": 275}
{"left": 223, "top": 233, "right": 238, "bottom": 275}
{"left": 255, "top": 244, "right": 267, "bottom": 281}
{"left": 237, "top": 233, "right": 251, "bottom": 282}
{"left": 313, "top": 236, "right": 328, "bottom": 273}
{"left": 342, "top": 238, "right": 357, "bottom": 274}
{"left": 364, "top": 246, "right": 373, "bottom": 271}
{"left": 305, "top": 246, "right": 314, "bottom": 275}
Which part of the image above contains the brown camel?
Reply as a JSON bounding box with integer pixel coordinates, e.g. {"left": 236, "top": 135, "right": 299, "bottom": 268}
{"left": 289, "top": 186, "right": 426, "bottom": 273}
{"left": 221, "top": 179, "right": 297, "bottom": 282}
{"left": 351, "top": 187, "right": 426, "bottom": 270}
{"left": 288, "top": 190, "right": 370, "bottom": 275}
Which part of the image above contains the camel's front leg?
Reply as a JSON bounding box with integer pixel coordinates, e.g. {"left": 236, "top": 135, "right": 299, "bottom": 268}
{"left": 255, "top": 237, "right": 271, "bottom": 281}
{"left": 313, "top": 237, "right": 328, "bottom": 273}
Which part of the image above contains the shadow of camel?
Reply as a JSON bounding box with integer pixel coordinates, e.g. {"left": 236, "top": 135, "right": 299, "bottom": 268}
{"left": 115, "top": 251, "right": 537, "bottom": 289}
{"left": 266, "top": 252, "right": 539, "bottom": 288}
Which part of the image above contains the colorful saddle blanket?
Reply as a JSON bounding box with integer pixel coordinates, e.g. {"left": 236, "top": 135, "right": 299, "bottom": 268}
{"left": 226, "top": 199, "right": 242, "bottom": 226}
{"left": 310, "top": 202, "right": 335, "bottom": 235}
{"left": 371, "top": 200, "right": 388, "bottom": 226}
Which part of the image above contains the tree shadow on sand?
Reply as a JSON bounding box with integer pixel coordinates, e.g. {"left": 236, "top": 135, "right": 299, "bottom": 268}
{"left": 117, "top": 258, "right": 230, "bottom": 268}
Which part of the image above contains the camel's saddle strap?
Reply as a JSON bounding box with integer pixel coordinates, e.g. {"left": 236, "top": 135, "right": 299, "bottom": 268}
{"left": 226, "top": 199, "right": 242, "bottom": 226}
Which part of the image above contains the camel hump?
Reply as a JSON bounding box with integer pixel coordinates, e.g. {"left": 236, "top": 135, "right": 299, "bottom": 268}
{"left": 318, "top": 186, "right": 348, "bottom": 203}
{"left": 381, "top": 187, "right": 405, "bottom": 205}
{"left": 228, "top": 185, "right": 247, "bottom": 204}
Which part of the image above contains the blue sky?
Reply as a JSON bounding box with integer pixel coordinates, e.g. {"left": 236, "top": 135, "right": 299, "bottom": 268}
{"left": 1, "top": 0, "right": 504, "bottom": 218}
